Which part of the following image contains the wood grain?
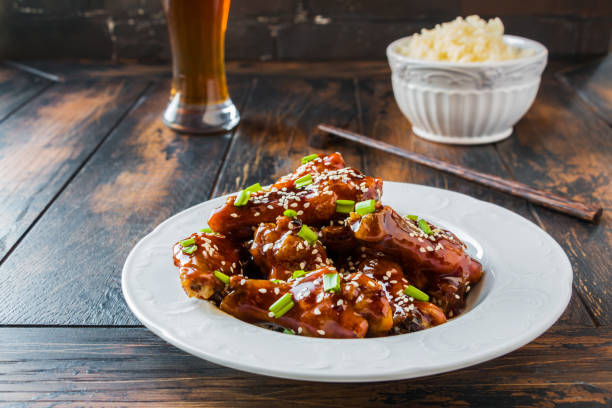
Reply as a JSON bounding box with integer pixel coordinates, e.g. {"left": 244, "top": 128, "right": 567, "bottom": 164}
{"left": 0, "top": 326, "right": 609, "bottom": 407}
{"left": 19, "top": 60, "right": 391, "bottom": 82}
{"left": 559, "top": 55, "right": 612, "bottom": 125}
{"left": 0, "top": 65, "right": 51, "bottom": 122}
{"left": 0, "top": 77, "right": 252, "bottom": 325}
{"left": 495, "top": 75, "right": 612, "bottom": 325}
{"left": 0, "top": 78, "right": 149, "bottom": 262}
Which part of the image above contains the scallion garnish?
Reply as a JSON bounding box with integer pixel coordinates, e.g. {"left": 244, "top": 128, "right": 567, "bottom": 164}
{"left": 269, "top": 293, "right": 294, "bottom": 318}
{"left": 295, "top": 174, "right": 313, "bottom": 188}
{"left": 200, "top": 227, "right": 213, "bottom": 233}
{"left": 404, "top": 214, "right": 418, "bottom": 221}
{"left": 180, "top": 238, "right": 196, "bottom": 247}
{"left": 404, "top": 285, "right": 429, "bottom": 301}
{"left": 271, "top": 279, "right": 283, "bottom": 284}
{"left": 182, "top": 245, "right": 197, "bottom": 255}
{"left": 323, "top": 272, "right": 340, "bottom": 293}
{"left": 418, "top": 219, "right": 433, "bottom": 235}
{"left": 233, "top": 189, "right": 251, "bottom": 206}
{"left": 335, "top": 199, "right": 355, "bottom": 214}
{"left": 355, "top": 199, "right": 376, "bottom": 215}
{"left": 297, "top": 225, "right": 318, "bottom": 244}
{"left": 283, "top": 328, "right": 295, "bottom": 334}
{"left": 283, "top": 209, "right": 297, "bottom": 217}
{"left": 301, "top": 154, "right": 318, "bottom": 164}
{"left": 292, "top": 270, "right": 307, "bottom": 279}
{"left": 245, "top": 183, "right": 263, "bottom": 193}
{"left": 214, "top": 270, "right": 230, "bottom": 285}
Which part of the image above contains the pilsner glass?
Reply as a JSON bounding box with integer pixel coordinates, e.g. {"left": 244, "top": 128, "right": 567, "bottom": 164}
{"left": 162, "top": 0, "right": 239, "bottom": 133}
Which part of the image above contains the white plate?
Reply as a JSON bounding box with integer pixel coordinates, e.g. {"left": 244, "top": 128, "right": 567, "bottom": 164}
{"left": 122, "top": 181, "right": 572, "bottom": 382}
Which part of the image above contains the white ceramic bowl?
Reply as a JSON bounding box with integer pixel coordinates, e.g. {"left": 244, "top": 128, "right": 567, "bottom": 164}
{"left": 387, "top": 35, "right": 548, "bottom": 145}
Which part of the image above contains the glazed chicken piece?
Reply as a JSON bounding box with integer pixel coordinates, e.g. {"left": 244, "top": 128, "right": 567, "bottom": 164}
{"left": 219, "top": 267, "right": 394, "bottom": 338}
{"left": 207, "top": 153, "right": 383, "bottom": 239}
{"left": 173, "top": 232, "right": 243, "bottom": 303}
{"left": 250, "top": 215, "right": 331, "bottom": 281}
{"left": 356, "top": 258, "right": 446, "bottom": 332}
{"left": 349, "top": 206, "right": 483, "bottom": 316}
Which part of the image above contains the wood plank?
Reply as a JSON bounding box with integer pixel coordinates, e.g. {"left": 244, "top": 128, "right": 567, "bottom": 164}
{"left": 0, "top": 78, "right": 149, "bottom": 262}
{"left": 352, "top": 75, "right": 595, "bottom": 328}
{"left": 0, "top": 326, "right": 609, "bottom": 406}
{"left": 559, "top": 56, "right": 612, "bottom": 125}
{"left": 17, "top": 60, "right": 391, "bottom": 81}
{"left": 0, "top": 65, "right": 51, "bottom": 122}
{"left": 495, "top": 75, "right": 612, "bottom": 325}
{"left": 0, "top": 77, "right": 252, "bottom": 325}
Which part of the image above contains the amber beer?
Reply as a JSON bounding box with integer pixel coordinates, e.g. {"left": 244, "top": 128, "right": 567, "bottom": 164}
{"left": 162, "top": 0, "right": 240, "bottom": 133}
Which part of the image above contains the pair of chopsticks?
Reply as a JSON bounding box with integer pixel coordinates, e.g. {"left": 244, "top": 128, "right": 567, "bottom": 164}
{"left": 316, "top": 124, "right": 602, "bottom": 222}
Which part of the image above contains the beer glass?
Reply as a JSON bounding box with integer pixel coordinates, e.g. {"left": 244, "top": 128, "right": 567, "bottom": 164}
{"left": 162, "top": 0, "right": 240, "bottom": 133}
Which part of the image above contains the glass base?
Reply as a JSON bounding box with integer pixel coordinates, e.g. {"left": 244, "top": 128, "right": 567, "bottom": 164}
{"left": 162, "top": 95, "right": 240, "bottom": 134}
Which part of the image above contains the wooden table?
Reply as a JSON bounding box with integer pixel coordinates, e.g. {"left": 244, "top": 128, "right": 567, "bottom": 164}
{"left": 1, "top": 57, "right": 610, "bottom": 407}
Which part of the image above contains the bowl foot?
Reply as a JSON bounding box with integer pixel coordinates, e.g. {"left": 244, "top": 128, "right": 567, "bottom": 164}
{"left": 412, "top": 127, "right": 513, "bottom": 145}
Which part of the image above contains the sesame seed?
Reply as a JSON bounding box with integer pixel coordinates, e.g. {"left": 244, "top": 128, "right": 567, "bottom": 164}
{"left": 337, "top": 299, "right": 343, "bottom": 306}
{"left": 258, "top": 288, "right": 267, "bottom": 293}
{"left": 298, "top": 327, "right": 303, "bottom": 334}
{"left": 240, "top": 279, "right": 246, "bottom": 285}
{"left": 254, "top": 212, "right": 261, "bottom": 217}
{"left": 419, "top": 247, "right": 426, "bottom": 253}
{"left": 317, "top": 330, "right": 326, "bottom": 336}
{"left": 390, "top": 280, "right": 397, "bottom": 284}
{"left": 230, "top": 213, "right": 238, "bottom": 218}
{"left": 268, "top": 312, "right": 274, "bottom": 318}
{"left": 274, "top": 288, "right": 280, "bottom": 295}
{"left": 304, "top": 203, "right": 310, "bottom": 208}
{"left": 267, "top": 205, "right": 274, "bottom": 209}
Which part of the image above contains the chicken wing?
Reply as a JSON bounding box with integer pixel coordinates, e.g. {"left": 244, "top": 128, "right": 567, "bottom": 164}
{"left": 207, "top": 153, "right": 383, "bottom": 239}
{"left": 250, "top": 215, "right": 331, "bottom": 280}
{"left": 219, "top": 267, "right": 393, "bottom": 338}
{"left": 349, "top": 206, "right": 483, "bottom": 316}
{"left": 356, "top": 258, "right": 446, "bottom": 332}
{"left": 173, "top": 232, "right": 243, "bottom": 303}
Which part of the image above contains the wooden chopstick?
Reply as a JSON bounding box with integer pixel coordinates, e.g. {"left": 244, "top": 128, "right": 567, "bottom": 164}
{"left": 317, "top": 124, "right": 603, "bottom": 222}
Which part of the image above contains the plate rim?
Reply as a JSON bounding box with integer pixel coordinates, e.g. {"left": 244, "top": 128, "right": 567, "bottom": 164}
{"left": 122, "top": 181, "right": 573, "bottom": 382}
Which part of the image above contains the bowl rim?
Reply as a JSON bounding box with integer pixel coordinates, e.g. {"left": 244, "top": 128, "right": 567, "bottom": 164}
{"left": 386, "top": 34, "right": 548, "bottom": 69}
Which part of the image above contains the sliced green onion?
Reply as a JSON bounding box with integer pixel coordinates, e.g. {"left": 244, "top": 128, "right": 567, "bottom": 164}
{"left": 200, "top": 227, "right": 213, "bottom": 233}
{"left": 297, "top": 225, "right": 318, "bottom": 244}
{"left": 323, "top": 272, "right": 340, "bottom": 293}
{"left": 292, "top": 270, "right": 307, "bottom": 279}
{"left": 404, "top": 214, "right": 418, "bottom": 221}
{"left": 295, "top": 174, "right": 313, "bottom": 188}
{"left": 301, "top": 153, "right": 318, "bottom": 164}
{"left": 180, "top": 238, "right": 196, "bottom": 247}
{"left": 418, "top": 219, "right": 433, "bottom": 235}
{"left": 214, "top": 270, "right": 230, "bottom": 285}
{"left": 271, "top": 279, "right": 283, "bottom": 284}
{"left": 335, "top": 199, "right": 355, "bottom": 214}
{"left": 182, "top": 245, "right": 197, "bottom": 255}
{"left": 404, "top": 285, "right": 429, "bottom": 302}
{"left": 355, "top": 199, "right": 376, "bottom": 215}
{"left": 283, "top": 328, "right": 295, "bottom": 334}
{"left": 245, "top": 183, "right": 263, "bottom": 193}
{"left": 269, "top": 293, "right": 294, "bottom": 318}
{"left": 233, "top": 189, "right": 251, "bottom": 206}
{"left": 283, "top": 209, "right": 297, "bottom": 217}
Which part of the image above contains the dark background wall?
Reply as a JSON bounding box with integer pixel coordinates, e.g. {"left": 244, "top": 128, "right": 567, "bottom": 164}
{"left": 1, "top": 0, "right": 611, "bottom": 62}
